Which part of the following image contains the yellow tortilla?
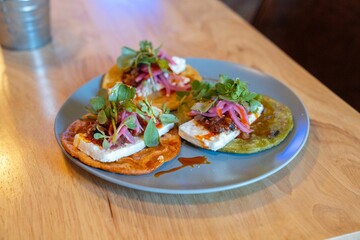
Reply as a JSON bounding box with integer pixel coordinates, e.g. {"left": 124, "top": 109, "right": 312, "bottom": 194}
{"left": 101, "top": 64, "right": 202, "bottom": 110}
{"left": 61, "top": 120, "right": 181, "bottom": 175}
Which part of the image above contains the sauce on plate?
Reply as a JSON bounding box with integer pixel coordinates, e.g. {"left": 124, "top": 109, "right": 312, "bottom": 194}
{"left": 154, "top": 156, "right": 210, "bottom": 178}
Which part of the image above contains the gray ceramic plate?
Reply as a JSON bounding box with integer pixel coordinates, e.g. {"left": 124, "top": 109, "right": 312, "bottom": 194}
{"left": 54, "top": 58, "right": 310, "bottom": 194}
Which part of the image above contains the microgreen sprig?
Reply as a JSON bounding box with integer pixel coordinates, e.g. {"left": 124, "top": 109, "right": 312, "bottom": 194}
{"left": 117, "top": 40, "right": 170, "bottom": 91}
{"left": 85, "top": 83, "right": 177, "bottom": 149}
{"left": 178, "top": 75, "right": 262, "bottom": 113}
{"left": 94, "top": 125, "right": 110, "bottom": 149}
{"left": 216, "top": 75, "right": 262, "bottom": 112}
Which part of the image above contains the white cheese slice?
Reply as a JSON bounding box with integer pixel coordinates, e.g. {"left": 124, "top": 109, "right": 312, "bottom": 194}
{"left": 137, "top": 79, "right": 164, "bottom": 97}
{"left": 74, "top": 123, "right": 174, "bottom": 162}
{"left": 178, "top": 104, "right": 264, "bottom": 151}
{"left": 179, "top": 120, "right": 240, "bottom": 151}
{"left": 169, "top": 56, "right": 186, "bottom": 74}
{"left": 248, "top": 104, "right": 264, "bottom": 124}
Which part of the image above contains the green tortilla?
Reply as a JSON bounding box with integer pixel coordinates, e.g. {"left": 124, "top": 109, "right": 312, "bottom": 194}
{"left": 176, "top": 95, "right": 293, "bottom": 153}
{"left": 220, "top": 96, "right": 293, "bottom": 153}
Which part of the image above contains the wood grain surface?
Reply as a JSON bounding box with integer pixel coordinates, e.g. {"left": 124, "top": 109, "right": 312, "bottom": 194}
{"left": 1, "top": 0, "right": 359, "bottom": 239}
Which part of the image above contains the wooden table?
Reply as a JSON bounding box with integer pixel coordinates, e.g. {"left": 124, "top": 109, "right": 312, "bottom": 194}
{"left": 1, "top": 0, "right": 359, "bottom": 239}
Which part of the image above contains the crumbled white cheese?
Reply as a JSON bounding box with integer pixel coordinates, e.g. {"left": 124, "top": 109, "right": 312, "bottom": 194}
{"left": 169, "top": 56, "right": 186, "bottom": 74}
{"left": 136, "top": 79, "right": 164, "bottom": 97}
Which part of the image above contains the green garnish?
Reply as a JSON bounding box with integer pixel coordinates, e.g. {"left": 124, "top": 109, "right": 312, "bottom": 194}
{"left": 117, "top": 40, "right": 170, "bottom": 91}
{"left": 93, "top": 125, "right": 110, "bottom": 149}
{"left": 90, "top": 96, "right": 105, "bottom": 111}
{"left": 191, "top": 80, "right": 216, "bottom": 101}
{"left": 85, "top": 83, "right": 177, "bottom": 149}
{"left": 123, "top": 115, "right": 137, "bottom": 130}
{"left": 190, "top": 99, "right": 217, "bottom": 113}
{"left": 117, "top": 40, "right": 169, "bottom": 74}
{"left": 216, "top": 75, "right": 262, "bottom": 112}
{"left": 160, "top": 114, "right": 178, "bottom": 124}
{"left": 97, "top": 110, "right": 107, "bottom": 124}
{"left": 143, "top": 118, "right": 159, "bottom": 147}
{"left": 109, "top": 82, "right": 136, "bottom": 102}
{"left": 179, "top": 75, "right": 262, "bottom": 113}
{"left": 138, "top": 99, "right": 159, "bottom": 120}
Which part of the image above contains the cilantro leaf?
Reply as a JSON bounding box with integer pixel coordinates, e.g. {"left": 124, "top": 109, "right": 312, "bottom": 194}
{"left": 109, "top": 83, "right": 120, "bottom": 102}
{"left": 188, "top": 74, "right": 262, "bottom": 112}
{"left": 102, "top": 139, "right": 110, "bottom": 149}
{"left": 176, "top": 91, "right": 189, "bottom": 99}
{"left": 215, "top": 75, "right": 261, "bottom": 106}
{"left": 121, "top": 46, "right": 137, "bottom": 56}
{"left": 117, "top": 83, "right": 136, "bottom": 101}
{"left": 98, "top": 88, "right": 109, "bottom": 100}
{"left": 139, "top": 40, "right": 153, "bottom": 52}
{"left": 144, "top": 119, "right": 159, "bottom": 147}
{"left": 123, "top": 99, "right": 137, "bottom": 112}
{"left": 160, "top": 113, "right": 177, "bottom": 124}
{"left": 138, "top": 56, "right": 157, "bottom": 65}
{"left": 96, "top": 125, "right": 106, "bottom": 135}
{"left": 249, "top": 99, "right": 261, "bottom": 113}
{"left": 191, "top": 80, "right": 216, "bottom": 100}
{"left": 190, "top": 99, "right": 217, "bottom": 113}
{"left": 157, "top": 59, "right": 169, "bottom": 71}
{"left": 93, "top": 133, "right": 103, "bottom": 140}
{"left": 138, "top": 99, "right": 157, "bottom": 119}
{"left": 124, "top": 115, "right": 137, "bottom": 130}
{"left": 90, "top": 96, "right": 105, "bottom": 112}
{"left": 117, "top": 46, "right": 137, "bottom": 71}
{"left": 108, "top": 83, "right": 136, "bottom": 102}
{"left": 97, "top": 110, "right": 107, "bottom": 124}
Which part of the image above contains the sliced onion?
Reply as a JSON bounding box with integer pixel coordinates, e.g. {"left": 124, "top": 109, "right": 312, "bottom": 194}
{"left": 222, "top": 105, "right": 232, "bottom": 114}
{"left": 151, "top": 68, "right": 163, "bottom": 76}
{"left": 135, "top": 72, "right": 147, "bottom": 82}
{"left": 119, "top": 111, "right": 129, "bottom": 122}
{"left": 133, "top": 113, "right": 144, "bottom": 134}
{"left": 228, "top": 108, "right": 251, "bottom": 133}
{"left": 140, "top": 65, "right": 149, "bottom": 72}
{"left": 232, "top": 103, "right": 250, "bottom": 126}
{"left": 188, "top": 99, "right": 252, "bottom": 133}
{"left": 216, "top": 100, "right": 228, "bottom": 109}
{"left": 201, "top": 112, "right": 218, "bottom": 117}
{"left": 122, "top": 128, "right": 135, "bottom": 144}
{"left": 158, "top": 74, "right": 171, "bottom": 96}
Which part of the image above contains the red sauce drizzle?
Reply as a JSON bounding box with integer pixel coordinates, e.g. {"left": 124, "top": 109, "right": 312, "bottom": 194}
{"left": 154, "top": 156, "right": 210, "bottom": 178}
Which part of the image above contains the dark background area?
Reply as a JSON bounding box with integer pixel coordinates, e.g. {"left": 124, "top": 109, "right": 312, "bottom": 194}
{"left": 222, "top": 0, "right": 360, "bottom": 111}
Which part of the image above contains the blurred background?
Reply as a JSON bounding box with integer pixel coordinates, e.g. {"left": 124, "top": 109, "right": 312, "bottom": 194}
{"left": 221, "top": 0, "right": 360, "bottom": 111}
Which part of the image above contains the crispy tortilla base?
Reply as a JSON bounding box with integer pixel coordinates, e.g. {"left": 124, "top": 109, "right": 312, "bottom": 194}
{"left": 101, "top": 64, "right": 202, "bottom": 110}
{"left": 61, "top": 120, "right": 181, "bottom": 175}
{"left": 220, "top": 96, "right": 293, "bottom": 153}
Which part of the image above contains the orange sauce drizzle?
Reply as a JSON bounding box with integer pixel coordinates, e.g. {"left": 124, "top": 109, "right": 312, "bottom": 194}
{"left": 154, "top": 156, "right": 210, "bottom": 178}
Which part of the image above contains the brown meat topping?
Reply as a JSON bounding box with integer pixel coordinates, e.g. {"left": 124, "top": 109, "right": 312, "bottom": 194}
{"left": 194, "top": 115, "right": 236, "bottom": 134}
{"left": 122, "top": 68, "right": 141, "bottom": 87}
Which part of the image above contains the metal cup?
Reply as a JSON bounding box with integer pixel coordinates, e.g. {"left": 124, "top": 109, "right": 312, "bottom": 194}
{"left": 0, "top": 0, "right": 51, "bottom": 50}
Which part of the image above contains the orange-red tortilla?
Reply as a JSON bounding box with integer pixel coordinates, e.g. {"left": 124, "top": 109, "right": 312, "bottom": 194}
{"left": 61, "top": 119, "right": 181, "bottom": 175}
